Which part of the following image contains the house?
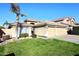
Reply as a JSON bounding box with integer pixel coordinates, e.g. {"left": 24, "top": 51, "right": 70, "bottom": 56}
{"left": 2, "top": 19, "right": 41, "bottom": 38}
{"left": 2, "top": 17, "right": 78, "bottom": 38}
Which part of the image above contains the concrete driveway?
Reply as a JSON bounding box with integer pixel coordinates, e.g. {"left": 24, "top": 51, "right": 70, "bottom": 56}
{"left": 55, "top": 35, "right": 79, "bottom": 44}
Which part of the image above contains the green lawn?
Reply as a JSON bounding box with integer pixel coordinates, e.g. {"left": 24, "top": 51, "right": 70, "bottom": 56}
{"left": 0, "top": 38, "right": 79, "bottom": 56}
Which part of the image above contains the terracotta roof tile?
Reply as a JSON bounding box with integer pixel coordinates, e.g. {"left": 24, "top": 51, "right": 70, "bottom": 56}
{"left": 51, "top": 18, "right": 64, "bottom": 22}
{"left": 24, "top": 19, "right": 38, "bottom": 22}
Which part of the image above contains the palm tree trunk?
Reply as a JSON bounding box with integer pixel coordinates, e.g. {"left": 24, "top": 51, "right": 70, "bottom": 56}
{"left": 15, "top": 25, "right": 18, "bottom": 39}
{"left": 19, "top": 26, "right": 22, "bottom": 38}
{"left": 16, "top": 14, "right": 19, "bottom": 39}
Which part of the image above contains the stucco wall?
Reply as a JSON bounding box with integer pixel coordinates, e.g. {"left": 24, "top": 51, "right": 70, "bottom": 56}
{"left": 35, "top": 27, "right": 46, "bottom": 36}
{"left": 47, "top": 27, "right": 67, "bottom": 38}
{"left": 35, "top": 27, "right": 67, "bottom": 38}
{"left": 2, "top": 26, "right": 16, "bottom": 38}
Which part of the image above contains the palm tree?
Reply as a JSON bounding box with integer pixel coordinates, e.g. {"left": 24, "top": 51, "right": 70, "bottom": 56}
{"left": 10, "top": 3, "right": 26, "bottom": 39}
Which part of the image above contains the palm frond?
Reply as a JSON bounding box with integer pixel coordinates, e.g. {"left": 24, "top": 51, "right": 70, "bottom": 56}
{"left": 11, "top": 3, "right": 20, "bottom": 14}
{"left": 21, "top": 14, "right": 27, "bottom": 17}
{"left": 3, "top": 20, "right": 10, "bottom": 26}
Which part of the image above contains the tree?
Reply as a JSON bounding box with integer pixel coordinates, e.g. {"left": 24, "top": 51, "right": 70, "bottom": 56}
{"left": 10, "top": 3, "right": 26, "bottom": 39}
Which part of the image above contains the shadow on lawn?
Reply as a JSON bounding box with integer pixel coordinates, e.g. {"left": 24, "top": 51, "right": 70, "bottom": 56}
{"left": 74, "top": 54, "right": 79, "bottom": 56}
{"left": 5, "top": 53, "right": 15, "bottom": 56}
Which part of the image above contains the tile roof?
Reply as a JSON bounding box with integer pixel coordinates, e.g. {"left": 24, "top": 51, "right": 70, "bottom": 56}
{"left": 24, "top": 19, "right": 38, "bottom": 22}
{"left": 51, "top": 17, "right": 75, "bottom": 22}
{"left": 52, "top": 18, "right": 64, "bottom": 22}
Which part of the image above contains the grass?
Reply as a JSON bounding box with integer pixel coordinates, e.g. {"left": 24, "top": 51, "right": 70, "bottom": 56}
{"left": 0, "top": 38, "right": 79, "bottom": 56}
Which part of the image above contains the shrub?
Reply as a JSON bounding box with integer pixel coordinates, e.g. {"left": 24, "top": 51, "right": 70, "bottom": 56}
{"left": 20, "top": 33, "right": 28, "bottom": 37}
{"left": 31, "top": 34, "right": 37, "bottom": 38}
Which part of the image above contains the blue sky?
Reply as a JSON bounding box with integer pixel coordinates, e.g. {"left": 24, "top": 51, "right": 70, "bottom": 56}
{"left": 0, "top": 3, "right": 79, "bottom": 25}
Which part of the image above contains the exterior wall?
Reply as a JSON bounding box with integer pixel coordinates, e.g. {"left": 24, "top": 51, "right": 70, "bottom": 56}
{"left": 27, "top": 27, "right": 32, "bottom": 37}
{"left": 2, "top": 26, "right": 16, "bottom": 38}
{"left": 47, "top": 27, "right": 67, "bottom": 38}
{"left": 35, "top": 27, "right": 46, "bottom": 37}
{"left": 62, "top": 18, "right": 75, "bottom": 26}
{"left": 35, "top": 27, "right": 67, "bottom": 38}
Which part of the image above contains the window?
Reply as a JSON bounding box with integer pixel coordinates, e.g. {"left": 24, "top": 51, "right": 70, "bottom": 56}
{"left": 66, "top": 20, "right": 69, "bottom": 22}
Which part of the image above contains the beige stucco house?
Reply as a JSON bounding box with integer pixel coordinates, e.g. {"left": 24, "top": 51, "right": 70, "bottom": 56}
{"left": 2, "top": 17, "right": 76, "bottom": 38}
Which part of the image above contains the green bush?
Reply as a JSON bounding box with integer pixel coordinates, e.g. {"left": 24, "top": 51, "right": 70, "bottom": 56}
{"left": 20, "top": 33, "right": 28, "bottom": 37}
{"left": 71, "top": 27, "right": 79, "bottom": 35}
{"left": 31, "top": 34, "right": 37, "bottom": 38}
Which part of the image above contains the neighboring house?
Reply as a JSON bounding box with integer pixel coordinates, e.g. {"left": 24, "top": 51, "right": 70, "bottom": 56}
{"left": 52, "top": 17, "right": 75, "bottom": 26}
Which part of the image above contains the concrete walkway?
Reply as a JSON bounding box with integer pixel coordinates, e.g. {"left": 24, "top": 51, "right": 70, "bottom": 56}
{"left": 55, "top": 35, "right": 79, "bottom": 44}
